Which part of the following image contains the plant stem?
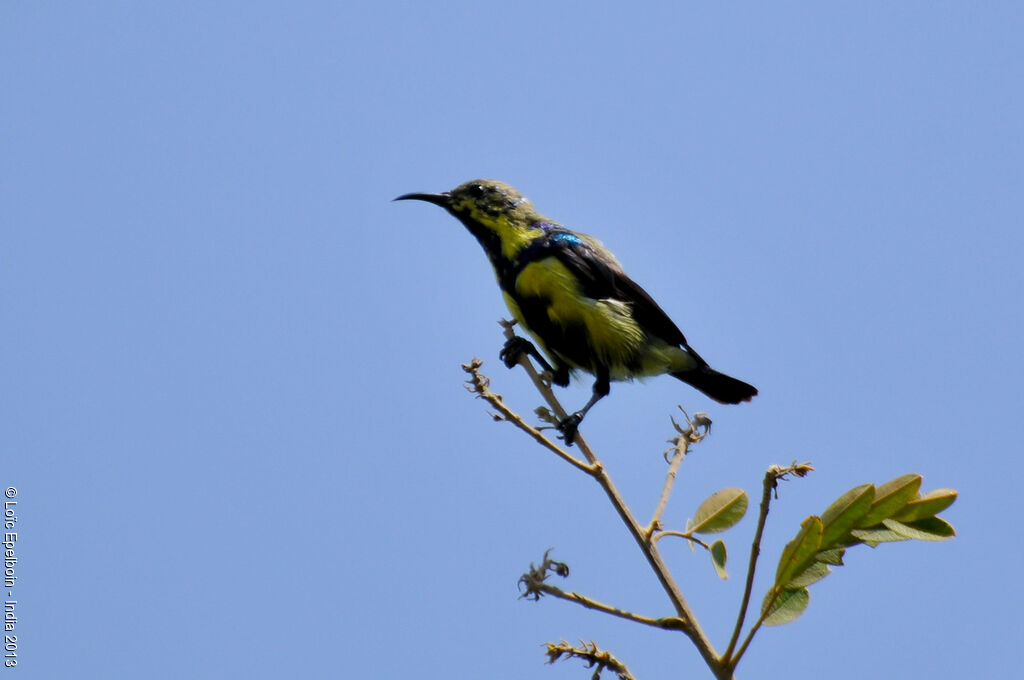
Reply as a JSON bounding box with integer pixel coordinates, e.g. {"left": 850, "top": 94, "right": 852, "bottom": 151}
{"left": 655, "top": 531, "right": 711, "bottom": 551}
{"left": 530, "top": 581, "right": 687, "bottom": 631}
{"left": 590, "top": 463, "right": 729, "bottom": 677}
{"left": 647, "top": 436, "right": 687, "bottom": 537}
{"left": 462, "top": 358, "right": 593, "bottom": 474}
{"left": 722, "top": 469, "right": 777, "bottom": 666}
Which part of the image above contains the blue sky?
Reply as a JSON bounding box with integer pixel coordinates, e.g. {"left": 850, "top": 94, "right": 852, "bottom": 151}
{"left": 4, "top": 2, "right": 1022, "bottom": 678}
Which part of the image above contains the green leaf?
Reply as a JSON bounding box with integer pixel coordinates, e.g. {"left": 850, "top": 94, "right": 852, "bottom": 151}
{"left": 788, "top": 561, "right": 832, "bottom": 588}
{"left": 815, "top": 548, "right": 846, "bottom": 566}
{"left": 691, "top": 488, "right": 749, "bottom": 534}
{"left": 849, "top": 525, "right": 910, "bottom": 547}
{"left": 710, "top": 540, "right": 728, "bottom": 580}
{"left": 820, "top": 483, "right": 875, "bottom": 547}
{"left": 883, "top": 517, "right": 956, "bottom": 541}
{"left": 762, "top": 587, "right": 810, "bottom": 626}
{"left": 891, "top": 489, "right": 958, "bottom": 523}
{"left": 856, "top": 474, "right": 921, "bottom": 527}
{"left": 775, "top": 516, "right": 823, "bottom": 587}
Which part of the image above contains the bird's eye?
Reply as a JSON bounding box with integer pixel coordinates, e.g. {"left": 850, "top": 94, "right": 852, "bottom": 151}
{"left": 467, "top": 184, "right": 485, "bottom": 198}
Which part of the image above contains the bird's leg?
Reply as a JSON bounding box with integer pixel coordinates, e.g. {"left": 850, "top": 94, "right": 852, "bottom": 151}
{"left": 558, "top": 369, "right": 610, "bottom": 446}
{"left": 500, "top": 337, "right": 569, "bottom": 386}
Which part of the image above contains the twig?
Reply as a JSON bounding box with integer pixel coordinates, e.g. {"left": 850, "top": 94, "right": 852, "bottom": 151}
{"left": 654, "top": 530, "right": 712, "bottom": 551}
{"left": 529, "top": 581, "right": 687, "bottom": 631}
{"left": 721, "top": 469, "right": 777, "bottom": 664}
{"left": 647, "top": 409, "right": 710, "bottom": 538}
{"left": 586, "top": 459, "right": 728, "bottom": 673}
{"left": 498, "top": 320, "right": 599, "bottom": 466}
{"left": 545, "top": 640, "right": 636, "bottom": 680}
{"left": 462, "top": 358, "right": 593, "bottom": 474}
{"left": 647, "top": 435, "right": 687, "bottom": 538}
{"left": 723, "top": 463, "right": 814, "bottom": 669}
{"left": 519, "top": 549, "right": 686, "bottom": 631}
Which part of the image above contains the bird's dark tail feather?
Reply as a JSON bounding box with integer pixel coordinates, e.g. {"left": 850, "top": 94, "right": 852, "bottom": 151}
{"left": 672, "top": 366, "right": 758, "bottom": 404}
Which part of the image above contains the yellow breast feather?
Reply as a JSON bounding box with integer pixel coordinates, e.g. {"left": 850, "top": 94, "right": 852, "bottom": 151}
{"left": 515, "top": 258, "right": 645, "bottom": 370}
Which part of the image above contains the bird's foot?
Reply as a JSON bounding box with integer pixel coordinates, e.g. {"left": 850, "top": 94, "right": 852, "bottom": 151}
{"left": 557, "top": 412, "right": 584, "bottom": 446}
{"left": 499, "top": 335, "right": 536, "bottom": 369}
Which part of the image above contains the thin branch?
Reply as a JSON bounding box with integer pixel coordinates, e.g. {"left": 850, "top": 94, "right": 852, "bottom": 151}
{"left": 519, "top": 551, "right": 685, "bottom": 632}
{"left": 462, "top": 358, "right": 594, "bottom": 474}
{"left": 731, "top": 597, "right": 769, "bottom": 666}
{"left": 647, "top": 433, "right": 687, "bottom": 537}
{"left": 545, "top": 640, "right": 636, "bottom": 680}
{"left": 655, "top": 530, "right": 712, "bottom": 551}
{"left": 498, "top": 320, "right": 599, "bottom": 466}
{"left": 528, "top": 581, "right": 687, "bottom": 632}
{"left": 723, "top": 463, "right": 814, "bottom": 669}
{"left": 722, "top": 468, "right": 777, "bottom": 664}
{"left": 647, "top": 409, "right": 710, "bottom": 538}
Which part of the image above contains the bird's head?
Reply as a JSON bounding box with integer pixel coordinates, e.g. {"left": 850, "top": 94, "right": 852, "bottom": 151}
{"left": 395, "top": 179, "right": 550, "bottom": 260}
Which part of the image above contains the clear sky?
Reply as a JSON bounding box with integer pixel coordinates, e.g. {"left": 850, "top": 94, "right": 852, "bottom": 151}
{"left": 4, "top": 2, "right": 1022, "bottom": 678}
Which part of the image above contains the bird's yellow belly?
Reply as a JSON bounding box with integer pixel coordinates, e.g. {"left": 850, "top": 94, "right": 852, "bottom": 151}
{"left": 506, "top": 257, "right": 684, "bottom": 379}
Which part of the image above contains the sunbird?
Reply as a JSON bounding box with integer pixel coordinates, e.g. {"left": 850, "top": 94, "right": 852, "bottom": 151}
{"left": 395, "top": 179, "right": 757, "bottom": 442}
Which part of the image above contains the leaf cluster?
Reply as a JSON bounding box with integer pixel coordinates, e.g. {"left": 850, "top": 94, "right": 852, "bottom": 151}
{"left": 761, "top": 474, "right": 956, "bottom": 625}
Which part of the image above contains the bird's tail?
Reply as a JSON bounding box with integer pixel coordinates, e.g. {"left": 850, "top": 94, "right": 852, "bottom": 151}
{"left": 672, "top": 366, "right": 758, "bottom": 404}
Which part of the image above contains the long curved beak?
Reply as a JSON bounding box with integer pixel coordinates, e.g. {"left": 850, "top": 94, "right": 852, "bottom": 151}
{"left": 393, "top": 191, "right": 450, "bottom": 207}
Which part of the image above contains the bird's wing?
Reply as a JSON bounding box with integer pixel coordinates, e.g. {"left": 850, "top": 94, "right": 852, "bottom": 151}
{"left": 550, "top": 232, "right": 693, "bottom": 350}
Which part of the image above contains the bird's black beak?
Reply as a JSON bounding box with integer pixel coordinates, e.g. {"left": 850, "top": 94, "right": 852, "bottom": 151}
{"left": 393, "top": 191, "right": 450, "bottom": 207}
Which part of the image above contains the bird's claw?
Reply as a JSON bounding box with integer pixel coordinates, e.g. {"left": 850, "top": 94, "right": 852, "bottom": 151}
{"left": 500, "top": 336, "right": 535, "bottom": 369}
{"left": 557, "top": 412, "right": 583, "bottom": 446}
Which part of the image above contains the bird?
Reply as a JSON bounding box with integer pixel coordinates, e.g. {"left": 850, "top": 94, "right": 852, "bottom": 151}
{"left": 395, "top": 179, "right": 757, "bottom": 443}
